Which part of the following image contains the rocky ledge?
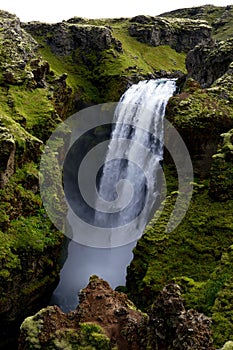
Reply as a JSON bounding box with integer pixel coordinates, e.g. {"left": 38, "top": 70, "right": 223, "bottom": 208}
{"left": 22, "top": 20, "right": 123, "bottom": 58}
{"left": 19, "top": 276, "right": 214, "bottom": 349}
{"left": 128, "top": 15, "right": 212, "bottom": 53}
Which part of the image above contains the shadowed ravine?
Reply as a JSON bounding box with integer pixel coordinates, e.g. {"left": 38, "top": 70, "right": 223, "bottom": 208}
{"left": 51, "top": 79, "right": 177, "bottom": 312}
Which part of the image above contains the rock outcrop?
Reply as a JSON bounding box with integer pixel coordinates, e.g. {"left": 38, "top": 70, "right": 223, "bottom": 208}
{"left": 148, "top": 283, "right": 214, "bottom": 349}
{"left": 0, "top": 10, "right": 38, "bottom": 85}
{"left": 19, "top": 276, "right": 148, "bottom": 350}
{"left": 19, "top": 277, "right": 214, "bottom": 350}
{"left": 160, "top": 5, "right": 233, "bottom": 40}
{"left": 23, "top": 20, "right": 123, "bottom": 58}
{"left": 129, "top": 16, "right": 212, "bottom": 53}
{"left": 186, "top": 38, "right": 233, "bottom": 87}
{"left": 0, "top": 10, "right": 73, "bottom": 348}
{"left": 0, "top": 127, "right": 16, "bottom": 188}
{"left": 165, "top": 78, "right": 233, "bottom": 176}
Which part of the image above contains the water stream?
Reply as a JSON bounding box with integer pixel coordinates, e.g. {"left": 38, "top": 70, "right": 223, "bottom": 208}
{"left": 51, "top": 78, "right": 177, "bottom": 312}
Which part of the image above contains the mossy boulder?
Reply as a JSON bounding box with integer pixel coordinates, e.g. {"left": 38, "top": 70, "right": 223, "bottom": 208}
{"left": 19, "top": 277, "right": 215, "bottom": 350}
{"left": 147, "top": 283, "right": 214, "bottom": 349}
{"left": 0, "top": 126, "right": 15, "bottom": 188}
{"left": 19, "top": 306, "right": 112, "bottom": 350}
{"left": 222, "top": 342, "right": 233, "bottom": 350}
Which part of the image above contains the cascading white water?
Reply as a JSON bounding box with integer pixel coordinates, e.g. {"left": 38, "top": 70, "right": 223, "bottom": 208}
{"left": 51, "top": 78, "right": 177, "bottom": 312}
{"left": 94, "top": 79, "right": 177, "bottom": 235}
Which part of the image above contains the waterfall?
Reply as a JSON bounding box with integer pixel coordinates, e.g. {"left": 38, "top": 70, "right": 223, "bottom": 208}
{"left": 94, "top": 79, "right": 177, "bottom": 239}
{"left": 51, "top": 78, "right": 177, "bottom": 312}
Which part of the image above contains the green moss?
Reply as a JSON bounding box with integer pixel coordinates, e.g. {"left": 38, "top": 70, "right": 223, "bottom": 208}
{"left": 209, "top": 129, "right": 233, "bottom": 201}
{"left": 20, "top": 314, "right": 43, "bottom": 349}
{"left": 50, "top": 323, "right": 112, "bottom": 350}
{"left": 28, "top": 20, "right": 186, "bottom": 105}
{"left": 37, "top": 41, "right": 101, "bottom": 104}
{"left": 0, "top": 162, "right": 62, "bottom": 290}
{"left": 110, "top": 22, "right": 186, "bottom": 73}
{"left": 167, "top": 82, "right": 233, "bottom": 130}
{"left": 222, "top": 341, "right": 233, "bottom": 350}
{"left": 127, "top": 167, "right": 233, "bottom": 297}
{"left": 7, "top": 86, "right": 60, "bottom": 139}
{"left": 21, "top": 316, "right": 112, "bottom": 350}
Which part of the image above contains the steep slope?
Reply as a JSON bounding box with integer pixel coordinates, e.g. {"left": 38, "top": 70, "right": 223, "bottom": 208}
{"left": 0, "top": 10, "right": 74, "bottom": 348}
{"left": 126, "top": 39, "right": 233, "bottom": 349}
{"left": 23, "top": 17, "right": 187, "bottom": 103}
{"left": 0, "top": 9, "right": 187, "bottom": 348}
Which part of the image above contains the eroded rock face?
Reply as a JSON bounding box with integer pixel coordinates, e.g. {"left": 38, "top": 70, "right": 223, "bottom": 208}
{"left": 165, "top": 78, "right": 233, "bottom": 177}
{"left": 148, "top": 283, "right": 214, "bottom": 350}
{"left": 186, "top": 38, "right": 233, "bottom": 87}
{"left": 23, "top": 21, "right": 123, "bottom": 57}
{"left": 129, "top": 16, "right": 212, "bottom": 53}
{"left": 0, "top": 10, "right": 39, "bottom": 85}
{"left": 19, "top": 277, "right": 214, "bottom": 349}
{"left": 0, "top": 127, "right": 15, "bottom": 188}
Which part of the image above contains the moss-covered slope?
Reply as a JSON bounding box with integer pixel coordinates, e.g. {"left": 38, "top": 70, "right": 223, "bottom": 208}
{"left": 0, "top": 10, "right": 73, "bottom": 347}
{"left": 23, "top": 17, "right": 187, "bottom": 104}
{"left": 126, "top": 61, "right": 233, "bottom": 348}
{"left": 0, "top": 8, "right": 188, "bottom": 348}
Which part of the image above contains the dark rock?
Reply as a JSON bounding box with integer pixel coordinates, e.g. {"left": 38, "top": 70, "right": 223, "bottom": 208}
{"left": 148, "top": 282, "right": 214, "bottom": 349}
{"left": 209, "top": 129, "right": 233, "bottom": 201}
{"left": 23, "top": 21, "right": 123, "bottom": 58}
{"left": 164, "top": 77, "right": 233, "bottom": 177}
{"left": 0, "top": 10, "right": 38, "bottom": 85}
{"left": 160, "top": 5, "right": 233, "bottom": 40}
{"left": 129, "top": 15, "right": 154, "bottom": 24}
{"left": 129, "top": 16, "right": 212, "bottom": 53}
{"left": 186, "top": 38, "right": 233, "bottom": 87}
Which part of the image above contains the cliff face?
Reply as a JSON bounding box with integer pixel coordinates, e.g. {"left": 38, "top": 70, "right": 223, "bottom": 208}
{"left": 0, "top": 10, "right": 72, "bottom": 348}
{"left": 22, "top": 21, "right": 123, "bottom": 57}
{"left": 129, "top": 15, "right": 212, "bottom": 53}
{"left": 186, "top": 38, "right": 233, "bottom": 87}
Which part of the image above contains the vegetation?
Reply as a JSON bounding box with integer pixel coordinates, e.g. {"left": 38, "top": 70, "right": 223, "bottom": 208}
{"left": 0, "top": 6, "right": 233, "bottom": 349}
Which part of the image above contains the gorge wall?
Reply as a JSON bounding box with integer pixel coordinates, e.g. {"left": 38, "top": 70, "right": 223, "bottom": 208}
{"left": 0, "top": 4, "right": 233, "bottom": 349}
